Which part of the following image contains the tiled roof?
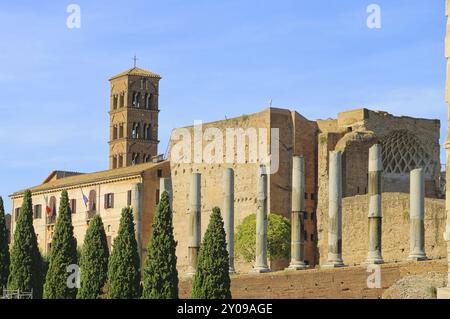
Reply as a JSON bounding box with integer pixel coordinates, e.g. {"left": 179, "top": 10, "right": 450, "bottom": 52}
{"left": 109, "top": 67, "right": 161, "bottom": 81}
{"left": 43, "top": 170, "right": 84, "bottom": 184}
{"left": 11, "top": 161, "right": 167, "bottom": 197}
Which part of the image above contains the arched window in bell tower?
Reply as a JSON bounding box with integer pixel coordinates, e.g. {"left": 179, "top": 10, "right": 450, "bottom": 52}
{"left": 119, "top": 123, "right": 124, "bottom": 138}
{"left": 132, "top": 91, "right": 139, "bottom": 107}
{"left": 112, "top": 155, "right": 117, "bottom": 169}
{"left": 113, "top": 125, "right": 118, "bottom": 140}
{"left": 118, "top": 154, "right": 123, "bottom": 168}
{"left": 146, "top": 124, "right": 151, "bottom": 140}
{"left": 119, "top": 93, "right": 124, "bottom": 108}
{"left": 149, "top": 93, "right": 155, "bottom": 110}
{"left": 145, "top": 93, "right": 150, "bottom": 109}
{"left": 113, "top": 95, "right": 118, "bottom": 110}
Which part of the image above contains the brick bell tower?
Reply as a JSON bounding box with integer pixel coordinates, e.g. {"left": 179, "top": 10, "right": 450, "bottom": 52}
{"left": 108, "top": 62, "right": 161, "bottom": 169}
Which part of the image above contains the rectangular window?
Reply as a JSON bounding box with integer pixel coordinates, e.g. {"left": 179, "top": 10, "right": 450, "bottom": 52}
{"left": 304, "top": 230, "right": 308, "bottom": 241}
{"left": 310, "top": 193, "right": 315, "bottom": 200}
{"left": 156, "top": 189, "right": 160, "bottom": 205}
{"left": 33, "top": 205, "right": 42, "bottom": 219}
{"left": 70, "top": 199, "right": 76, "bottom": 214}
{"left": 304, "top": 192, "right": 308, "bottom": 199}
{"left": 157, "top": 169, "right": 162, "bottom": 178}
{"left": 127, "top": 190, "right": 132, "bottom": 206}
{"left": 104, "top": 193, "right": 114, "bottom": 209}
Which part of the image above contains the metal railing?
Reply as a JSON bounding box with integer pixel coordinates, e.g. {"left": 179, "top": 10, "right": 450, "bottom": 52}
{"left": 1, "top": 288, "right": 33, "bottom": 299}
{"left": 46, "top": 215, "right": 56, "bottom": 225}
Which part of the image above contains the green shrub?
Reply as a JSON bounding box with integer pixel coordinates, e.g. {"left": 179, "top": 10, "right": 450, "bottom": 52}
{"left": 107, "top": 207, "right": 140, "bottom": 299}
{"left": 43, "top": 190, "right": 78, "bottom": 299}
{"left": 8, "top": 190, "right": 43, "bottom": 298}
{"left": 0, "top": 197, "right": 10, "bottom": 294}
{"left": 235, "top": 213, "right": 290, "bottom": 263}
{"left": 191, "top": 207, "right": 231, "bottom": 299}
{"left": 142, "top": 191, "right": 178, "bottom": 299}
{"left": 77, "top": 215, "right": 109, "bottom": 299}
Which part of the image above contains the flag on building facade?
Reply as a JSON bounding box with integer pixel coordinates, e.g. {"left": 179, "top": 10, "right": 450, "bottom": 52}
{"left": 44, "top": 195, "right": 52, "bottom": 216}
{"left": 81, "top": 188, "right": 89, "bottom": 208}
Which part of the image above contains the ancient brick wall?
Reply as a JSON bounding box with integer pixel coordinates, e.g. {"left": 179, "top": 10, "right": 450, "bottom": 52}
{"left": 168, "top": 108, "right": 319, "bottom": 274}
{"left": 169, "top": 110, "right": 270, "bottom": 275}
{"left": 317, "top": 193, "right": 446, "bottom": 266}
{"left": 179, "top": 259, "right": 446, "bottom": 299}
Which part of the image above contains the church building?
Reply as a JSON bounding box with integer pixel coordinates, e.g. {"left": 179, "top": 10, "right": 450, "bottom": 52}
{"left": 9, "top": 65, "right": 444, "bottom": 274}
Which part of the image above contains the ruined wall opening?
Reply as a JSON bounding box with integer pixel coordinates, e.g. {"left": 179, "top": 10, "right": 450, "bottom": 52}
{"left": 380, "top": 130, "right": 433, "bottom": 178}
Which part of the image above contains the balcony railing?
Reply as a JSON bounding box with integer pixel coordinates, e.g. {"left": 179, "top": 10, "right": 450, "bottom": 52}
{"left": 46, "top": 215, "right": 56, "bottom": 225}
{"left": 86, "top": 210, "right": 96, "bottom": 221}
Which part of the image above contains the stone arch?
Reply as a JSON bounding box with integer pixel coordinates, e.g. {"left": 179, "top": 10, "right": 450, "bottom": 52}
{"left": 380, "top": 130, "right": 433, "bottom": 177}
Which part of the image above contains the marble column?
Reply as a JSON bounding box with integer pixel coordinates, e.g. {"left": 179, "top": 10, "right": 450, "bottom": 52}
{"left": 408, "top": 168, "right": 427, "bottom": 261}
{"left": 367, "top": 144, "right": 384, "bottom": 264}
{"left": 131, "top": 182, "right": 143, "bottom": 259}
{"left": 324, "top": 151, "right": 345, "bottom": 268}
{"left": 188, "top": 173, "right": 201, "bottom": 276}
{"left": 286, "top": 156, "right": 307, "bottom": 270}
{"left": 253, "top": 165, "right": 270, "bottom": 273}
{"left": 224, "top": 168, "right": 236, "bottom": 274}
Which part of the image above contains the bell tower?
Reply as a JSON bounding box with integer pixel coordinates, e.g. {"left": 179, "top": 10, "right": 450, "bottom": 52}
{"left": 108, "top": 65, "right": 161, "bottom": 169}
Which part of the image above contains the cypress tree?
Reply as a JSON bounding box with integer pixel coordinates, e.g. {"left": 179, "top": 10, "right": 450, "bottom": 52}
{"left": 77, "top": 215, "right": 109, "bottom": 299}
{"left": 8, "top": 190, "right": 43, "bottom": 298}
{"left": 43, "top": 190, "right": 78, "bottom": 299}
{"left": 107, "top": 207, "right": 140, "bottom": 299}
{"left": 142, "top": 191, "right": 178, "bottom": 299}
{"left": 0, "top": 197, "right": 10, "bottom": 294}
{"left": 191, "top": 207, "right": 231, "bottom": 299}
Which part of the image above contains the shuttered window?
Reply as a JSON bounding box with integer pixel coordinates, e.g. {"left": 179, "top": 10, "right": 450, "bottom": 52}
{"left": 104, "top": 193, "right": 114, "bottom": 209}
{"left": 70, "top": 199, "right": 76, "bottom": 214}
{"left": 33, "top": 205, "right": 42, "bottom": 219}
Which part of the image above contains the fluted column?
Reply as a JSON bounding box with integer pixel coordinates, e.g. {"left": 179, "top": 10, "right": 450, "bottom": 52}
{"left": 224, "top": 168, "right": 235, "bottom": 273}
{"left": 188, "top": 173, "right": 201, "bottom": 276}
{"left": 324, "top": 151, "right": 345, "bottom": 268}
{"left": 253, "top": 165, "right": 270, "bottom": 273}
{"left": 367, "top": 144, "right": 384, "bottom": 264}
{"left": 287, "top": 156, "right": 307, "bottom": 270}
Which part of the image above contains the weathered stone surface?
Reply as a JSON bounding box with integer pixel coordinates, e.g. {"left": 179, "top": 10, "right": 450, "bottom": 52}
{"left": 180, "top": 260, "right": 447, "bottom": 299}
{"left": 383, "top": 272, "right": 446, "bottom": 299}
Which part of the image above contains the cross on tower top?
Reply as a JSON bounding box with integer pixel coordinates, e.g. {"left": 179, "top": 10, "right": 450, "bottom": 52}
{"left": 133, "top": 54, "right": 139, "bottom": 68}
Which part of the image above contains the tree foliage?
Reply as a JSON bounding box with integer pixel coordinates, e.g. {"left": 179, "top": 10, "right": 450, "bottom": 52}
{"left": 235, "top": 213, "right": 291, "bottom": 263}
{"left": 43, "top": 190, "right": 78, "bottom": 299}
{"left": 7, "top": 190, "right": 43, "bottom": 298}
{"left": 107, "top": 207, "right": 140, "bottom": 299}
{"left": 191, "top": 207, "right": 231, "bottom": 299}
{"left": 0, "top": 197, "right": 10, "bottom": 293}
{"left": 77, "top": 214, "right": 109, "bottom": 299}
{"left": 142, "top": 191, "right": 178, "bottom": 299}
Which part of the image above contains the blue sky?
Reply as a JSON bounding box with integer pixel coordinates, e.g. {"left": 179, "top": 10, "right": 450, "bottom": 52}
{"left": 0, "top": 0, "right": 446, "bottom": 213}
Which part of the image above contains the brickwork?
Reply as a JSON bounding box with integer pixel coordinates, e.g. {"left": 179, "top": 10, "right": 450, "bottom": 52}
{"left": 179, "top": 259, "right": 446, "bottom": 299}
